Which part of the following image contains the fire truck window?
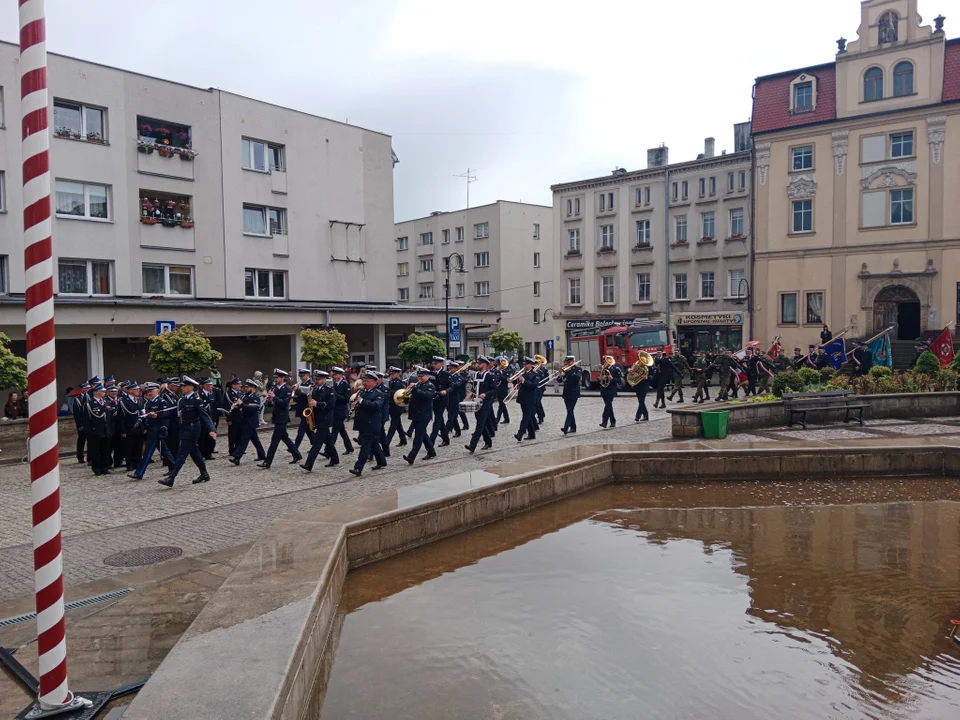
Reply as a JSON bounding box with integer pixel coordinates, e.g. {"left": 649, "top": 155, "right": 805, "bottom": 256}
{"left": 614, "top": 334, "right": 627, "bottom": 349}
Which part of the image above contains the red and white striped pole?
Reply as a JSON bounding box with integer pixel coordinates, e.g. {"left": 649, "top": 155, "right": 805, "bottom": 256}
{"left": 19, "top": 1, "right": 88, "bottom": 713}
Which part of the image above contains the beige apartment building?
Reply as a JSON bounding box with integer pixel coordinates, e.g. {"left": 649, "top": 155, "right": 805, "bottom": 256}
{"left": 550, "top": 128, "right": 753, "bottom": 358}
{"left": 752, "top": 0, "right": 959, "bottom": 353}
{"left": 395, "top": 201, "right": 553, "bottom": 359}
{"left": 0, "top": 43, "right": 498, "bottom": 394}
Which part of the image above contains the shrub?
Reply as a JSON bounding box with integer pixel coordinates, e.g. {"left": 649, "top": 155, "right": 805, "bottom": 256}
{"left": 796, "top": 367, "right": 821, "bottom": 387}
{"left": 869, "top": 365, "right": 892, "bottom": 379}
{"left": 826, "top": 374, "right": 850, "bottom": 390}
{"left": 913, "top": 350, "right": 941, "bottom": 376}
{"left": 935, "top": 369, "right": 958, "bottom": 391}
{"left": 772, "top": 371, "right": 805, "bottom": 398}
{"left": 819, "top": 367, "right": 836, "bottom": 383}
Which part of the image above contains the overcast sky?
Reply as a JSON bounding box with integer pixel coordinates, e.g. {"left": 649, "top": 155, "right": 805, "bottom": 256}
{"left": 2, "top": 0, "right": 869, "bottom": 220}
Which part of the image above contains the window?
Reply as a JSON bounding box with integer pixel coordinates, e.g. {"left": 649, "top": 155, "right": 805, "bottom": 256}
{"left": 599, "top": 193, "right": 605, "bottom": 211}
{"left": 0, "top": 171, "right": 4, "bottom": 211}
{"left": 456, "top": 283, "right": 465, "bottom": 298}
{"left": 475, "top": 281, "right": 490, "bottom": 297}
{"left": 533, "top": 309, "right": 541, "bottom": 324}
{"left": 474, "top": 222, "right": 489, "bottom": 239}
{"left": 0, "top": 256, "right": 6, "bottom": 295}
{"left": 698, "top": 178, "right": 705, "bottom": 197}
{"left": 420, "top": 258, "right": 433, "bottom": 272}
{"left": 244, "top": 269, "right": 287, "bottom": 299}
{"left": 53, "top": 100, "right": 106, "bottom": 143}
{"left": 600, "top": 224, "right": 615, "bottom": 250}
{"left": 420, "top": 232, "right": 433, "bottom": 245}
{"left": 533, "top": 223, "right": 540, "bottom": 239}
{"left": 575, "top": 198, "right": 581, "bottom": 214}
{"left": 243, "top": 205, "right": 285, "bottom": 235}
{"left": 533, "top": 252, "right": 541, "bottom": 268}
{"left": 636, "top": 273, "right": 651, "bottom": 302}
{"left": 780, "top": 292, "right": 798, "bottom": 324}
{"left": 442, "top": 229, "right": 450, "bottom": 244}
{"left": 241, "top": 138, "right": 284, "bottom": 172}
{"left": 700, "top": 271, "right": 715, "bottom": 299}
{"left": 534, "top": 341, "right": 542, "bottom": 356}
{"left": 739, "top": 171, "right": 746, "bottom": 190}
{"left": 891, "top": 132, "right": 913, "bottom": 158}
{"left": 792, "top": 199, "right": 813, "bottom": 233}
{"left": 681, "top": 181, "right": 688, "bottom": 200}
{"left": 442, "top": 256, "right": 450, "bottom": 272}
{"left": 455, "top": 226, "right": 464, "bottom": 242}
{"left": 142, "top": 264, "right": 193, "bottom": 297}
{"left": 635, "top": 219, "right": 650, "bottom": 247}
{"left": 57, "top": 259, "right": 112, "bottom": 296}
{"left": 674, "top": 273, "right": 688, "bottom": 300}
{"left": 600, "top": 276, "right": 615, "bottom": 304}
{"left": 419, "top": 284, "right": 435, "bottom": 299}
{"left": 397, "top": 236, "right": 409, "bottom": 250}
{"left": 675, "top": 215, "right": 688, "bottom": 243}
{"left": 474, "top": 252, "right": 490, "bottom": 268}
{"left": 644, "top": 186, "right": 651, "bottom": 205}
{"left": 805, "top": 291, "right": 824, "bottom": 324}
{"left": 635, "top": 187, "right": 643, "bottom": 206}
{"left": 533, "top": 281, "right": 541, "bottom": 297}
{"left": 0, "top": 86, "right": 4, "bottom": 127}
{"left": 599, "top": 191, "right": 614, "bottom": 211}
{"left": 566, "top": 199, "right": 572, "bottom": 216}
{"left": 701, "top": 212, "right": 715, "bottom": 240}
{"left": 55, "top": 180, "right": 109, "bottom": 220}
{"left": 672, "top": 182, "right": 678, "bottom": 201}
{"left": 728, "top": 172, "right": 735, "bottom": 192}
{"left": 894, "top": 61, "right": 914, "bottom": 97}
{"left": 709, "top": 177, "right": 716, "bottom": 196}
{"left": 864, "top": 67, "right": 883, "bottom": 102}
{"left": 568, "top": 228, "right": 581, "bottom": 253}
{"left": 730, "top": 208, "right": 744, "bottom": 237}
{"left": 137, "top": 115, "right": 191, "bottom": 150}
{"left": 729, "top": 269, "right": 745, "bottom": 297}
{"left": 397, "top": 262, "right": 409, "bottom": 277}
{"left": 794, "top": 82, "right": 813, "bottom": 110}
{"left": 568, "top": 277, "right": 581, "bottom": 305}
{"left": 792, "top": 145, "right": 813, "bottom": 171}
{"left": 398, "top": 287, "right": 409, "bottom": 302}
{"left": 890, "top": 188, "right": 914, "bottom": 225}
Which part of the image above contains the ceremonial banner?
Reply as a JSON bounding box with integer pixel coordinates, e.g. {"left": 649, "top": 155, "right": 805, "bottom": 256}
{"left": 867, "top": 333, "right": 893, "bottom": 368}
{"left": 823, "top": 337, "right": 847, "bottom": 370}
{"left": 929, "top": 327, "right": 955, "bottom": 368}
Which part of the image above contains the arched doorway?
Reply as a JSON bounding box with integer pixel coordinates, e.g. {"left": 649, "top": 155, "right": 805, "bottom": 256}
{"left": 873, "top": 285, "right": 921, "bottom": 340}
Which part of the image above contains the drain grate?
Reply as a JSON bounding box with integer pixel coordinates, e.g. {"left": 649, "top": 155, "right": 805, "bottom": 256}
{"left": 0, "top": 588, "right": 132, "bottom": 629}
{"left": 102, "top": 545, "right": 183, "bottom": 568}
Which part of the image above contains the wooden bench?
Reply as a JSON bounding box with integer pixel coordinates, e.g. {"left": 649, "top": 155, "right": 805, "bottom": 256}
{"left": 782, "top": 390, "right": 866, "bottom": 430}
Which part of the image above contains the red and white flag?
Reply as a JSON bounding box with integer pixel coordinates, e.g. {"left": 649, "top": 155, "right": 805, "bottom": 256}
{"left": 929, "top": 327, "right": 955, "bottom": 368}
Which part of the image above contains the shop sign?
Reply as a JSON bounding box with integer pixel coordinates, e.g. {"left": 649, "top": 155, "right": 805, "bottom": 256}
{"left": 675, "top": 312, "right": 743, "bottom": 327}
{"left": 565, "top": 317, "right": 645, "bottom": 331}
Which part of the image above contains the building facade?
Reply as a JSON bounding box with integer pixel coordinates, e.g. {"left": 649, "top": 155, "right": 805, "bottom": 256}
{"left": 550, "top": 129, "right": 753, "bottom": 358}
{"left": 0, "top": 43, "right": 498, "bottom": 395}
{"left": 752, "top": 0, "right": 959, "bottom": 351}
{"left": 395, "top": 201, "right": 553, "bottom": 358}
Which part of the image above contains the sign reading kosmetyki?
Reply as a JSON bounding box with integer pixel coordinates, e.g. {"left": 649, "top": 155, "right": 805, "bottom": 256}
{"left": 674, "top": 312, "right": 744, "bottom": 326}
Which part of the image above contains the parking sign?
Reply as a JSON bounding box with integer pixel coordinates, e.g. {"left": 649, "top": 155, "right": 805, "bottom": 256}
{"left": 449, "top": 316, "right": 461, "bottom": 348}
{"left": 155, "top": 320, "right": 176, "bottom": 335}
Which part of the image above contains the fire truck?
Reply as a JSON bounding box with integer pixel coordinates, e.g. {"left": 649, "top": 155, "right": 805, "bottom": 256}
{"left": 569, "top": 320, "right": 673, "bottom": 388}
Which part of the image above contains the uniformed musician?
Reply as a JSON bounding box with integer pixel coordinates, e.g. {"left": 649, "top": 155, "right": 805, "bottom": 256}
{"left": 118, "top": 382, "right": 144, "bottom": 471}
{"left": 86, "top": 383, "right": 114, "bottom": 476}
{"left": 495, "top": 357, "right": 511, "bottom": 426}
{"left": 599, "top": 356, "right": 623, "bottom": 428}
{"left": 300, "top": 370, "right": 338, "bottom": 471}
{"left": 349, "top": 371, "right": 387, "bottom": 477}
{"left": 514, "top": 357, "right": 539, "bottom": 442}
{"left": 385, "top": 366, "right": 408, "bottom": 450}
{"left": 157, "top": 376, "right": 216, "bottom": 487}
{"left": 129, "top": 382, "right": 176, "bottom": 480}
{"left": 403, "top": 368, "right": 437, "bottom": 465}
{"left": 72, "top": 380, "right": 91, "bottom": 463}
{"left": 292, "top": 369, "right": 315, "bottom": 452}
{"left": 259, "top": 369, "right": 303, "bottom": 469}
{"left": 560, "top": 355, "right": 582, "bottom": 434}
{"left": 228, "top": 379, "right": 267, "bottom": 465}
{"left": 222, "top": 377, "right": 243, "bottom": 455}
{"left": 465, "top": 356, "right": 498, "bottom": 453}
{"left": 331, "top": 367, "right": 355, "bottom": 455}
{"left": 429, "top": 356, "right": 451, "bottom": 446}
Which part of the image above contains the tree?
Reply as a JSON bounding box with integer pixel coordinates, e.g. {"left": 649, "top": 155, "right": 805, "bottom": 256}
{"left": 0, "top": 333, "right": 27, "bottom": 391}
{"left": 148, "top": 324, "right": 222, "bottom": 377}
{"left": 397, "top": 333, "right": 445, "bottom": 365}
{"left": 489, "top": 329, "right": 524, "bottom": 358}
{"left": 300, "top": 328, "right": 349, "bottom": 369}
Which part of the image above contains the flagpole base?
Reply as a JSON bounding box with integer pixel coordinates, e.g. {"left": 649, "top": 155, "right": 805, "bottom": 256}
{"left": 21, "top": 693, "right": 96, "bottom": 719}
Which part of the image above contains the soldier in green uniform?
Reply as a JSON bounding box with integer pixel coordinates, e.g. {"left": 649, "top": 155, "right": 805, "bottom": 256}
{"left": 713, "top": 349, "right": 733, "bottom": 402}
{"left": 691, "top": 352, "right": 711, "bottom": 404}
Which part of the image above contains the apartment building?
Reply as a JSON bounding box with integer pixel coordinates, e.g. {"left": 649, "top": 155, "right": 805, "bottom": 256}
{"left": 395, "top": 201, "right": 553, "bottom": 358}
{"left": 0, "top": 43, "right": 498, "bottom": 394}
{"left": 550, "top": 127, "right": 753, "bottom": 358}
{"left": 752, "top": 0, "right": 959, "bottom": 350}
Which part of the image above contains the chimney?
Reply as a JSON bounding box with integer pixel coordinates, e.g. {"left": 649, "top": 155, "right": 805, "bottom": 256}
{"left": 647, "top": 146, "right": 669, "bottom": 168}
{"left": 704, "top": 137, "right": 716, "bottom": 158}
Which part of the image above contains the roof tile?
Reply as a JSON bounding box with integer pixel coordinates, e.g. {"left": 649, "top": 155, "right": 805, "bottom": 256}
{"left": 752, "top": 66, "right": 837, "bottom": 135}
{"left": 944, "top": 39, "right": 960, "bottom": 102}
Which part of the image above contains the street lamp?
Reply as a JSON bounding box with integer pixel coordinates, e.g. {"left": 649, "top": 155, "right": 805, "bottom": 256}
{"left": 735, "top": 278, "right": 750, "bottom": 305}
{"left": 542, "top": 309, "right": 555, "bottom": 362}
{"left": 443, "top": 252, "right": 466, "bottom": 359}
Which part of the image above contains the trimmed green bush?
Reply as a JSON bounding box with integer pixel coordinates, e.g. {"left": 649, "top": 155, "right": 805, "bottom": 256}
{"left": 772, "top": 371, "right": 805, "bottom": 398}
{"left": 869, "top": 365, "right": 892, "bottom": 379}
{"left": 796, "top": 367, "right": 821, "bottom": 387}
{"left": 819, "top": 367, "right": 836, "bottom": 383}
{"left": 913, "top": 350, "right": 941, "bottom": 376}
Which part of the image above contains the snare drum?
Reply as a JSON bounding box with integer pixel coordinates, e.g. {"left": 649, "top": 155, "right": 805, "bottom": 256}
{"left": 459, "top": 400, "right": 481, "bottom": 414}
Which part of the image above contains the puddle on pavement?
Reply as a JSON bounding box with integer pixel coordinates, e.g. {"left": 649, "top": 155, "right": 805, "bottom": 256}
{"left": 319, "top": 479, "right": 960, "bottom": 719}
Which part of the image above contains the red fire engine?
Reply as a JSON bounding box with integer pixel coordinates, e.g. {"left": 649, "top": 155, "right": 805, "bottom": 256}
{"left": 569, "top": 321, "right": 672, "bottom": 388}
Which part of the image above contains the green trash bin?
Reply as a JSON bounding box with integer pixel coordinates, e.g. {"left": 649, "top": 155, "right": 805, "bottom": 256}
{"left": 701, "top": 410, "right": 729, "bottom": 439}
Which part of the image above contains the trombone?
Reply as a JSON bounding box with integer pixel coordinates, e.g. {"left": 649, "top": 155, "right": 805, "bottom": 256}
{"left": 538, "top": 359, "right": 583, "bottom": 388}
{"left": 507, "top": 355, "right": 547, "bottom": 400}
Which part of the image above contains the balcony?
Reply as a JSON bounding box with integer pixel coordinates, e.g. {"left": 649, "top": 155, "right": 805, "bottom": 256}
{"left": 140, "top": 191, "right": 195, "bottom": 250}
{"left": 137, "top": 115, "right": 196, "bottom": 180}
{"left": 416, "top": 243, "right": 435, "bottom": 257}
{"left": 596, "top": 247, "right": 618, "bottom": 269}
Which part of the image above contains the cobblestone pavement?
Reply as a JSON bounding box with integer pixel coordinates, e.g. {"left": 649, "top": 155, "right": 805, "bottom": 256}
{"left": 0, "top": 396, "right": 675, "bottom": 603}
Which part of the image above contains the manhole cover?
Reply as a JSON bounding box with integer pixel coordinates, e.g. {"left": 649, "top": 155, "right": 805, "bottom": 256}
{"left": 102, "top": 546, "right": 183, "bottom": 568}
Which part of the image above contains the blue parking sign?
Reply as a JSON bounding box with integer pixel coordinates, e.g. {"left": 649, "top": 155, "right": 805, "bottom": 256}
{"left": 155, "top": 320, "right": 176, "bottom": 335}
{"left": 449, "top": 316, "right": 461, "bottom": 345}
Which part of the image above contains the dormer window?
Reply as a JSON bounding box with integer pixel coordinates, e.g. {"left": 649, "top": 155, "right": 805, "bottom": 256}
{"left": 864, "top": 67, "right": 884, "bottom": 102}
{"left": 789, "top": 74, "right": 817, "bottom": 114}
{"left": 893, "top": 61, "right": 914, "bottom": 96}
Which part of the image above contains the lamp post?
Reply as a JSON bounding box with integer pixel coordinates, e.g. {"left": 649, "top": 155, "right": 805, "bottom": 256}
{"left": 542, "top": 309, "right": 555, "bottom": 362}
{"left": 735, "top": 278, "right": 750, "bottom": 305}
{"left": 443, "top": 252, "right": 466, "bottom": 359}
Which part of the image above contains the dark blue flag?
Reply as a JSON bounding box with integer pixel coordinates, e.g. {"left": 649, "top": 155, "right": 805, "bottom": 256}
{"left": 824, "top": 338, "right": 847, "bottom": 370}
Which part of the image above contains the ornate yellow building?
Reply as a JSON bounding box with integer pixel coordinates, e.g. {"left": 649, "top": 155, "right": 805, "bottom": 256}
{"left": 751, "top": 0, "right": 958, "bottom": 352}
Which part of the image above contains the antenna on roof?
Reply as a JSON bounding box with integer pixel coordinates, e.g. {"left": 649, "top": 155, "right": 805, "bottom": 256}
{"left": 454, "top": 168, "right": 478, "bottom": 208}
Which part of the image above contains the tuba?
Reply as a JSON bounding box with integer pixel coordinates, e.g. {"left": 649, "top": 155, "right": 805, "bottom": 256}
{"left": 627, "top": 351, "right": 654, "bottom": 386}
{"left": 599, "top": 356, "right": 616, "bottom": 388}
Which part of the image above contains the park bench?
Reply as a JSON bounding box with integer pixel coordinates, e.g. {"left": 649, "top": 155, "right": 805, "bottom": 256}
{"left": 782, "top": 390, "right": 866, "bottom": 430}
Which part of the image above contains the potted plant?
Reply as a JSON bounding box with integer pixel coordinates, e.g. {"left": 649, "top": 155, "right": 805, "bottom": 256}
{"left": 154, "top": 126, "right": 171, "bottom": 141}
{"left": 174, "top": 131, "right": 190, "bottom": 148}
{"left": 179, "top": 149, "right": 195, "bottom": 161}
{"left": 137, "top": 138, "right": 155, "bottom": 154}
{"left": 158, "top": 146, "right": 175, "bottom": 158}
{"left": 161, "top": 218, "right": 179, "bottom": 228}
{"left": 180, "top": 219, "right": 194, "bottom": 228}
{"left": 700, "top": 236, "right": 715, "bottom": 243}
{"left": 141, "top": 216, "right": 158, "bottom": 225}
{"left": 55, "top": 126, "right": 72, "bottom": 138}
{"left": 86, "top": 132, "right": 103, "bottom": 143}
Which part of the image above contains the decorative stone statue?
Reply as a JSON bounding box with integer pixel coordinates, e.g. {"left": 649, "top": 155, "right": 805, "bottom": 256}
{"left": 837, "top": 37, "right": 847, "bottom": 52}
{"left": 878, "top": 12, "right": 898, "bottom": 43}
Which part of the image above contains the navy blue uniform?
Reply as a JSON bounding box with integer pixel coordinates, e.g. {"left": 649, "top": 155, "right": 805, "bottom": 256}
{"left": 72, "top": 393, "right": 87, "bottom": 462}
{"left": 162, "top": 388, "right": 180, "bottom": 460}
{"left": 385, "top": 378, "right": 408, "bottom": 448}
{"left": 166, "top": 392, "right": 215, "bottom": 482}
{"left": 561, "top": 366, "right": 582, "bottom": 433}
{"left": 118, "top": 391, "right": 143, "bottom": 470}
{"left": 87, "top": 397, "right": 115, "bottom": 475}
{"left": 600, "top": 365, "right": 623, "bottom": 427}
{"left": 430, "top": 369, "right": 451, "bottom": 444}
{"left": 633, "top": 377, "right": 650, "bottom": 421}
{"left": 466, "top": 370, "right": 499, "bottom": 451}
{"left": 304, "top": 383, "right": 338, "bottom": 470}
{"left": 495, "top": 367, "right": 511, "bottom": 424}
{"left": 446, "top": 373, "right": 464, "bottom": 435}
{"left": 293, "top": 380, "right": 315, "bottom": 450}
{"left": 232, "top": 392, "right": 266, "bottom": 463}
{"left": 263, "top": 383, "right": 302, "bottom": 466}
{"left": 223, "top": 387, "right": 243, "bottom": 454}
{"left": 514, "top": 370, "right": 539, "bottom": 441}
{"left": 133, "top": 395, "right": 176, "bottom": 479}
{"left": 352, "top": 388, "right": 386, "bottom": 473}
{"left": 406, "top": 381, "right": 437, "bottom": 462}
{"left": 332, "top": 379, "right": 355, "bottom": 454}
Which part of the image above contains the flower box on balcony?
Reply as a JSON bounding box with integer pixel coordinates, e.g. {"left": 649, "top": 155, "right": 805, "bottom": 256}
{"left": 140, "top": 217, "right": 158, "bottom": 225}
{"left": 161, "top": 218, "right": 179, "bottom": 228}
{"left": 180, "top": 221, "right": 194, "bottom": 228}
